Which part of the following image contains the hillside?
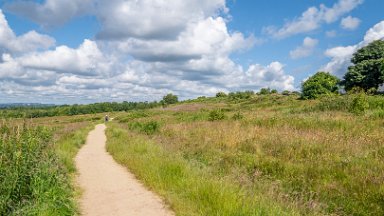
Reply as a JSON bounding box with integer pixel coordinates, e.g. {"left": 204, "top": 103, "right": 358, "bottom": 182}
{"left": 106, "top": 93, "right": 384, "bottom": 215}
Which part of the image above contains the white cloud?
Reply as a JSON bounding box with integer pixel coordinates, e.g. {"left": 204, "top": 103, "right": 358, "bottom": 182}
{"left": 0, "top": 9, "right": 55, "bottom": 54}
{"left": 341, "top": 16, "right": 361, "bottom": 30}
{"left": 0, "top": 1, "right": 295, "bottom": 103}
{"left": 243, "top": 62, "right": 295, "bottom": 91}
{"left": 290, "top": 37, "right": 318, "bottom": 59}
{"left": 266, "top": 0, "right": 363, "bottom": 38}
{"left": 19, "top": 39, "right": 110, "bottom": 76}
{"left": 95, "top": 0, "right": 227, "bottom": 40}
{"left": 321, "top": 20, "right": 384, "bottom": 76}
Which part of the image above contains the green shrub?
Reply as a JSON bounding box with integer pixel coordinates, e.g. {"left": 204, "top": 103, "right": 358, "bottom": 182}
{"left": 259, "top": 88, "right": 271, "bottom": 95}
{"left": 142, "top": 121, "right": 160, "bottom": 135}
{"left": 350, "top": 93, "right": 369, "bottom": 114}
{"left": 128, "top": 121, "right": 160, "bottom": 135}
{"left": 208, "top": 109, "right": 226, "bottom": 121}
{"left": 216, "top": 92, "right": 227, "bottom": 97}
{"left": 302, "top": 72, "right": 340, "bottom": 99}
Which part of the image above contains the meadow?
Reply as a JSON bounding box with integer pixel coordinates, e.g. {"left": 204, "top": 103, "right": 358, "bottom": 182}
{"left": 1, "top": 93, "right": 383, "bottom": 215}
{"left": 107, "top": 93, "right": 384, "bottom": 215}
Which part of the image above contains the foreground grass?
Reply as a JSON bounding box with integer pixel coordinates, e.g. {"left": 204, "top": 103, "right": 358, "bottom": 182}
{"left": 106, "top": 122, "right": 300, "bottom": 215}
{"left": 108, "top": 94, "right": 384, "bottom": 215}
{"left": 0, "top": 116, "right": 95, "bottom": 215}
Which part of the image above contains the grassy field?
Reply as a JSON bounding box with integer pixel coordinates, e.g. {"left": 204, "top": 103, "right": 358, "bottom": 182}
{"left": 107, "top": 94, "right": 384, "bottom": 215}
{"left": 0, "top": 115, "right": 97, "bottom": 215}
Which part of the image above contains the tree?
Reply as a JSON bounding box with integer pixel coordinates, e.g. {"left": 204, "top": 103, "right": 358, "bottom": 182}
{"left": 342, "top": 40, "right": 384, "bottom": 92}
{"left": 302, "top": 72, "right": 340, "bottom": 99}
{"left": 162, "top": 93, "right": 178, "bottom": 105}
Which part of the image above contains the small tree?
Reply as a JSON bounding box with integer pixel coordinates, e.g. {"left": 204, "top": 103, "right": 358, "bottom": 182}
{"left": 302, "top": 72, "right": 340, "bottom": 99}
{"left": 342, "top": 40, "right": 384, "bottom": 92}
{"left": 162, "top": 93, "right": 178, "bottom": 105}
{"left": 271, "top": 89, "right": 278, "bottom": 94}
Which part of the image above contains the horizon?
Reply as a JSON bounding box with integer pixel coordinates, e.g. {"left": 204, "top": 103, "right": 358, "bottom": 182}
{"left": 0, "top": 0, "right": 383, "bottom": 104}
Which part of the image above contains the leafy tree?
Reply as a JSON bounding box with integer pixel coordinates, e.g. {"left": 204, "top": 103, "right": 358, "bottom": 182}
{"left": 271, "top": 89, "right": 278, "bottom": 94}
{"left": 162, "top": 93, "right": 178, "bottom": 105}
{"left": 342, "top": 40, "right": 384, "bottom": 92}
{"left": 302, "top": 72, "right": 340, "bottom": 99}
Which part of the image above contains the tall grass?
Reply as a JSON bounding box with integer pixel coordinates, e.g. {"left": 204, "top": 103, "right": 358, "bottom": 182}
{"left": 0, "top": 122, "right": 75, "bottom": 215}
{"left": 0, "top": 117, "right": 94, "bottom": 215}
{"left": 106, "top": 123, "right": 300, "bottom": 216}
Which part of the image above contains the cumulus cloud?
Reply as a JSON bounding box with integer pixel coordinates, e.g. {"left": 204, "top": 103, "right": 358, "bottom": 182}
{"left": 341, "top": 16, "right": 361, "bottom": 30}
{"left": 265, "top": 0, "right": 363, "bottom": 38}
{"left": 321, "top": 20, "right": 384, "bottom": 76}
{"left": 19, "top": 39, "right": 111, "bottom": 76}
{"left": 0, "top": 9, "right": 55, "bottom": 54}
{"left": 114, "top": 17, "right": 255, "bottom": 62}
{"left": 290, "top": 37, "right": 318, "bottom": 59}
{"left": 0, "top": 1, "right": 295, "bottom": 103}
{"left": 95, "top": 0, "right": 227, "bottom": 40}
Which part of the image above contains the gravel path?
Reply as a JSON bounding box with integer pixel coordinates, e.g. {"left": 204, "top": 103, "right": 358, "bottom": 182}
{"left": 75, "top": 124, "right": 174, "bottom": 216}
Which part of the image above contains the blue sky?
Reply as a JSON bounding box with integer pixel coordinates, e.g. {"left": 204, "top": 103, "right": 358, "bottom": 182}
{"left": 0, "top": 0, "right": 383, "bottom": 104}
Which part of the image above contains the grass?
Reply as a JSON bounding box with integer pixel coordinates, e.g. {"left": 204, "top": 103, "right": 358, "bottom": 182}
{"left": 0, "top": 116, "right": 96, "bottom": 215}
{"left": 106, "top": 94, "right": 384, "bottom": 215}
{"left": 106, "top": 123, "right": 300, "bottom": 216}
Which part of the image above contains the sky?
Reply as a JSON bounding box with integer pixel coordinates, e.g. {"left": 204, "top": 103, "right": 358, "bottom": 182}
{"left": 0, "top": 0, "right": 383, "bottom": 104}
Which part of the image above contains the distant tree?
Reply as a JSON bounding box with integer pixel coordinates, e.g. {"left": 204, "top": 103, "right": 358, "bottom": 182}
{"left": 342, "top": 40, "right": 384, "bottom": 92}
{"left": 259, "top": 88, "right": 271, "bottom": 95}
{"left": 302, "top": 72, "right": 340, "bottom": 99}
{"left": 216, "top": 92, "right": 227, "bottom": 97}
{"left": 162, "top": 93, "right": 178, "bottom": 105}
{"left": 271, "top": 89, "right": 278, "bottom": 94}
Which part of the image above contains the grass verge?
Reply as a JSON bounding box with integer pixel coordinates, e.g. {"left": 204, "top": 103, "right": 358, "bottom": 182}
{"left": 0, "top": 119, "right": 94, "bottom": 215}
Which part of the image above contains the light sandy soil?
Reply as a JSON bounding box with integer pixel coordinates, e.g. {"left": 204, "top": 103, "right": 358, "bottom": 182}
{"left": 75, "top": 124, "right": 174, "bottom": 216}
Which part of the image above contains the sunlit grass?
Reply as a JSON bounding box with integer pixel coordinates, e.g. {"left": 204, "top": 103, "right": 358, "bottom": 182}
{"left": 108, "top": 94, "right": 384, "bottom": 215}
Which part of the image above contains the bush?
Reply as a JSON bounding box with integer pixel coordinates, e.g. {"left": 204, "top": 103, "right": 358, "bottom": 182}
{"left": 216, "top": 92, "right": 227, "bottom": 98}
{"left": 282, "top": 90, "right": 291, "bottom": 96}
{"left": 128, "top": 121, "right": 160, "bottom": 135}
{"left": 302, "top": 72, "right": 340, "bottom": 99}
{"left": 259, "top": 88, "right": 271, "bottom": 95}
{"left": 228, "top": 91, "right": 254, "bottom": 100}
{"left": 208, "top": 109, "right": 226, "bottom": 121}
{"left": 350, "top": 93, "right": 369, "bottom": 114}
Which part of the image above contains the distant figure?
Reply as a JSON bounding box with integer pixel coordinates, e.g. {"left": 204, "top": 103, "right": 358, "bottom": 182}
{"left": 105, "top": 115, "right": 109, "bottom": 122}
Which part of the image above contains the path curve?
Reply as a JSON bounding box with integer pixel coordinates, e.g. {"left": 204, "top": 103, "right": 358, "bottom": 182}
{"left": 75, "top": 124, "right": 174, "bottom": 216}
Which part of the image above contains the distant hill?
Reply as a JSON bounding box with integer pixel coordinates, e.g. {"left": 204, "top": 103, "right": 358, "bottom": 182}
{"left": 0, "top": 103, "right": 55, "bottom": 109}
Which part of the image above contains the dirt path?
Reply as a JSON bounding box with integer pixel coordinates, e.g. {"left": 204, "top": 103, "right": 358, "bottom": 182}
{"left": 75, "top": 124, "right": 174, "bottom": 216}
